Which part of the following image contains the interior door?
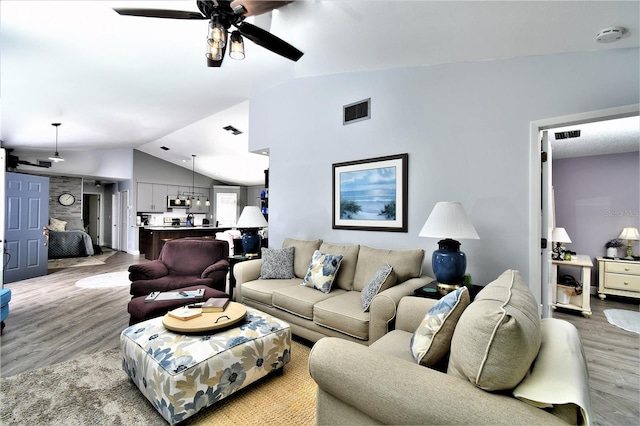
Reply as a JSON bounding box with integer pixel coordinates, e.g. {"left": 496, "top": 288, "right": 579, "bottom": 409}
{"left": 4, "top": 172, "right": 49, "bottom": 283}
{"left": 540, "top": 130, "right": 553, "bottom": 318}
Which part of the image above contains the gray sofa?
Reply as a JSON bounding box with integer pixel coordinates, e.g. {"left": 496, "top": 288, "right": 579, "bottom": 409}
{"left": 309, "top": 270, "right": 592, "bottom": 425}
{"left": 234, "top": 238, "right": 432, "bottom": 345}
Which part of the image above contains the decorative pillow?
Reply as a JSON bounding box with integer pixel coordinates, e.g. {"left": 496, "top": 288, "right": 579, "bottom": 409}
{"left": 65, "top": 218, "right": 84, "bottom": 231}
{"left": 360, "top": 264, "right": 394, "bottom": 312}
{"left": 49, "top": 217, "right": 67, "bottom": 232}
{"left": 260, "top": 247, "right": 295, "bottom": 279}
{"left": 301, "top": 250, "right": 344, "bottom": 294}
{"left": 410, "top": 286, "right": 470, "bottom": 366}
{"left": 447, "top": 269, "right": 542, "bottom": 391}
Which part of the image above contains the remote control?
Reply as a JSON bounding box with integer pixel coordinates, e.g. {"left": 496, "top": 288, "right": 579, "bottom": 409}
{"left": 145, "top": 291, "right": 160, "bottom": 302}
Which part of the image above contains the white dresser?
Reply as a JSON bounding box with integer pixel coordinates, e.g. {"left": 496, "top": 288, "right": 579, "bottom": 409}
{"left": 597, "top": 257, "right": 640, "bottom": 300}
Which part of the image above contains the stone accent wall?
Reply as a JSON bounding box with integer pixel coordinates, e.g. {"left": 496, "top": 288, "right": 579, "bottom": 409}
{"left": 49, "top": 175, "right": 82, "bottom": 220}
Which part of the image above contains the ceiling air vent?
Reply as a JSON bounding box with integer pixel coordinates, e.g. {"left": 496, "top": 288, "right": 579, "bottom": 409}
{"left": 343, "top": 98, "right": 371, "bottom": 125}
{"left": 223, "top": 125, "right": 243, "bottom": 135}
{"left": 554, "top": 130, "right": 581, "bottom": 140}
{"left": 38, "top": 160, "right": 52, "bottom": 168}
{"left": 160, "top": 146, "right": 170, "bottom": 151}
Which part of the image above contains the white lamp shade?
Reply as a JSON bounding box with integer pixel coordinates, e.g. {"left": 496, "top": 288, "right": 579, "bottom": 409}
{"left": 552, "top": 227, "right": 572, "bottom": 243}
{"left": 618, "top": 227, "right": 640, "bottom": 240}
{"left": 419, "top": 202, "right": 479, "bottom": 240}
{"left": 236, "top": 206, "right": 268, "bottom": 228}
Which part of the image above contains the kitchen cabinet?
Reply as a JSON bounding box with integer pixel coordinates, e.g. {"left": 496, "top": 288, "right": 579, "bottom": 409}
{"left": 597, "top": 257, "right": 640, "bottom": 300}
{"left": 137, "top": 183, "right": 168, "bottom": 212}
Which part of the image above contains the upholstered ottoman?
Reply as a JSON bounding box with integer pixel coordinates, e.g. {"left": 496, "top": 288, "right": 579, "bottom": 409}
{"left": 0, "top": 288, "right": 11, "bottom": 334}
{"left": 127, "top": 285, "right": 229, "bottom": 325}
{"left": 120, "top": 306, "right": 291, "bottom": 425}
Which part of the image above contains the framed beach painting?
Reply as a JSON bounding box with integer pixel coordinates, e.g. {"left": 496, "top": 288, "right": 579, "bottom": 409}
{"left": 332, "top": 153, "right": 408, "bottom": 232}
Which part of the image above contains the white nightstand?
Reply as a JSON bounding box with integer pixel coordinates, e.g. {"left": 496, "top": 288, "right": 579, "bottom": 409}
{"left": 597, "top": 257, "right": 640, "bottom": 300}
{"left": 552, "top": 254, "right": 593, "bottom": 318}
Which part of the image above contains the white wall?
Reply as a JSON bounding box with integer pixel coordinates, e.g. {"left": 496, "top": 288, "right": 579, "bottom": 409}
{"left": 250, "top": 49, "right": 639, "bottom": 291}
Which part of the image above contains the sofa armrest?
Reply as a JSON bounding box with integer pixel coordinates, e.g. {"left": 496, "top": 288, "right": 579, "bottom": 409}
{"left": 367, "top": 276, "right": 433, "bottom": 343}
{"left": 201, "top": 259, "right": 230, "bottom": 279}
{"left": 233, "top": 259, "right": 263, "bottom": 301}
{"left": 309, "top": 337, "right": 566, "bottom": 425}
{"left": 395, "top": 295, "right": 438, "bottom": 332}
{"left": 128, "top": 260, "right": 169, "bottom": 281}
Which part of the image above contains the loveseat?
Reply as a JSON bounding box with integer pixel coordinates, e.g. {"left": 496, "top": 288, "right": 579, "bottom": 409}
{"left": 309, "top": 269, "right": 592, "bottom": 425}
{"left": 234, "top": 238, "right": 432, "bottom": 345}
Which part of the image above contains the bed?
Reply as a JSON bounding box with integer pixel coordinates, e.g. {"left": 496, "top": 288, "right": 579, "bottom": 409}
{"left": 48, "top": 217, "right": 95, "bottom": 259}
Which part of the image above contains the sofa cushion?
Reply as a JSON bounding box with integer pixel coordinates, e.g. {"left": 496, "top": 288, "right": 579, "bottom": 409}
{"left": 273, "top": 285, "right": 345, "bottom": 320}
{"left": 49, "top": 217, "right": 67, "bottom": 232}
{"left": 352, "top": 246, "right": 424, "bottom": 291}
{"left": 282, "top": 238, "right": 322, "bottom": 278}
{"left": 361, "top": 264, "right": 394, "bottom": 312}
{"left": 447, "top": 269, "right": 542, "bottom": 391}
{"left": 410, "top": 286, "right": 470, "bottom": 367}
{"left": 260, "top": 247, "right": 295, "bottom": 279}
{"left": 302, "top": 250, "right": 344, "bottom": 294}
{"left": 242, "top": 278, "right": 300, "bottom": 306}
{"left": 319, "top": 242, "right": 360, "bottom": 290}
{"left": 314, "top": 292, "right": 370, "bottom": 340}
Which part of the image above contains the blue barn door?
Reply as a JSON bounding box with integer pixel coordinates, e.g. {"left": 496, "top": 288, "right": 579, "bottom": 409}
{"left": 4, "top": 173, "right": 49, "bottom": 283}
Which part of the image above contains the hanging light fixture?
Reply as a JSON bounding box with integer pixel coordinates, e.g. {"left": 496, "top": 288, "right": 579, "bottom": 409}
{"left": 229, "top": 31, "right": 245, "bottom": 60}
{"left": 207, "top": 18, "right": 226, "bottom": 49}
{"left": 48, "top": 123, "right": 65, "bottom": 162}
{"left": 186, "top": 154, "right": 196, "bottom": 207}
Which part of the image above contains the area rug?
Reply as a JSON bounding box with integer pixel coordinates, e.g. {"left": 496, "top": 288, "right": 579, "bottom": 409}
{"left": 48, "top": 250, "right": 117, "bottom": 270}
{"left": 0, "top": 340, "right": 315, "bottom": 426}
{"left": 604, "top": 309, "right": 640, "bottom": 334}
{"left": 75, "top": 271, "right": 131, "bottom": 289}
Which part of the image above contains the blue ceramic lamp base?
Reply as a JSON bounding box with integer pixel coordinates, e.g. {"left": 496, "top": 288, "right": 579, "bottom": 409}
{"left": 432, "top": 238, "right": 467, "bottom": 290}
{"left": 242, "top": 230, "right": 262, "bottom": 256}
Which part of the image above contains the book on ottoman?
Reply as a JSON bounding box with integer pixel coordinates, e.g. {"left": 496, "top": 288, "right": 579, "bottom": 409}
{"left": 201, "top": 297, "right": 230, "bottom": 313}
{"left": 167, "top": 307, "right": 202, "bottom": 321}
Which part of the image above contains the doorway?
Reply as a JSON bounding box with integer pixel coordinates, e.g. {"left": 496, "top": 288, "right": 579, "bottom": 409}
{"left": 83, "top": 193, "right": 100, "bottom": 246}
{"left": 530, "top": 104, "right": 639, "bottom": 317}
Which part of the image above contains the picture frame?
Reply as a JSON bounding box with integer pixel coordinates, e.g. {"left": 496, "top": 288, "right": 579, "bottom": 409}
{"left": 332, "top": 153, "right": 408, "bottom": 232}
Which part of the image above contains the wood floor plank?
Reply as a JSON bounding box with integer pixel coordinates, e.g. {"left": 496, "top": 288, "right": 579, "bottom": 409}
{"left": 2, "top": 255, "right": 639, "bottom": 425}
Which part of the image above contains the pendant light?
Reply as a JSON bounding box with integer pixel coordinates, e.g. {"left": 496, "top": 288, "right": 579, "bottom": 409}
{"left": 48, "top": 123, "right": 65, "bottom": 162}
{"left": 186, "top": 154, "right": 196, "bottom": 207}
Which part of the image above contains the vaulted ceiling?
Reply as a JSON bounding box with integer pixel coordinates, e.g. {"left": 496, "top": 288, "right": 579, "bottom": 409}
{"left": 1, "top": 1, "right": 638, "bottom": 185}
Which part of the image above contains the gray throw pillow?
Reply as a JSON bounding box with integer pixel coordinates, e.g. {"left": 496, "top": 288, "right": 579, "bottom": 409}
{"left": 260, "top": 247, "right": 295, "bottom": 279}
{"left": 360, "top": 264, "right": 394, "bottom": 312}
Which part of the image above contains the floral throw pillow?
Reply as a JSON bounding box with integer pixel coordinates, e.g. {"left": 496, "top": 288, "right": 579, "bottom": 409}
{"left": 361, "top": 264, "right": 394, "bottom": 312}
{"left": 410, "top": 286, "right": 470, "bottom": 367}
{"left": 301, "top": 250, "right": 344, "bottom": 293}
{"left": 260, "top": 247, "right": 295, "bottom": 279}
{"left": 49, "top": 217, "right": 67, "bottom": 232}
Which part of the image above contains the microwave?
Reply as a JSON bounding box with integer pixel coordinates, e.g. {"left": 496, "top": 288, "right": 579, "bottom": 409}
{"left": 167, "top": 197, "right": 187, "bottom": 208}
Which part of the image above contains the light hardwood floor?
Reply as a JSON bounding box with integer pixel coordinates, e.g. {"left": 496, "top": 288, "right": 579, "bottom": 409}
{"left": 1, "top": 253, "right": 639, "bottom": 425}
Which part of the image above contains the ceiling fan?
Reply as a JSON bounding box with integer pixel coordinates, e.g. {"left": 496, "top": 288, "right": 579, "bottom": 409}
{"left": 113, "top": 0, "right": 303, "bottom": 67}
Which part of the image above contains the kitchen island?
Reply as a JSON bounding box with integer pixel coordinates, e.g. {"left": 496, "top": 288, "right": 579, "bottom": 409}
{"left": 139, "top": 226, "right": 231, "bottom": 260}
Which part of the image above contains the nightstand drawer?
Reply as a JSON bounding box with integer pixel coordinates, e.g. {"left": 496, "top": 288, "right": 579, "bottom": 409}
{"left": 605, "top": 273, "right": 640, "bottom": 292}
{"left": 605, "top": 262, "right": 640, "bottom": 275}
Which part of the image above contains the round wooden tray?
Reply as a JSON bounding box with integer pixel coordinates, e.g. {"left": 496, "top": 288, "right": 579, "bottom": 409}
{"left": 162, "top": 302, "right": 247, "bottom": 333}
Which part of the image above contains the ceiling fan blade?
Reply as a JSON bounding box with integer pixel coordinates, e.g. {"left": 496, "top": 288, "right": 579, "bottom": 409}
{"left": 237, "top": 22, "right": 303, "bottom": 62}
{"left": 113, "top": 8, "right": 207, "bottom": 20}
{"left": 230, "top": 0, "right": 293, "bottom": 17}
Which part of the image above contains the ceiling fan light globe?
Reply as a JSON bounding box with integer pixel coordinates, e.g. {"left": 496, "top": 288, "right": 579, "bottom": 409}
{"left": 206, "top": 41, "right": 223, "bottom": 61}
{"left": 230, "top": 31, "right": 245, "bottom": 60}
{"left": 207, "top": 22, "right": 226, "bottom": 49}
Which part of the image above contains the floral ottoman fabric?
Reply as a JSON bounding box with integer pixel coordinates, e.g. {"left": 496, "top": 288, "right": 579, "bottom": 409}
{"left": 120, "top": 307, "right": 291, "bottom": 425}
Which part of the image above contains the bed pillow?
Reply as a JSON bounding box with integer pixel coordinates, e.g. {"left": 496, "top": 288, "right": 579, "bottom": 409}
{"left": 410, "top": 286, "right": 470, "bottom": 366}
{"left": 49, "top": 217, "right": 67, "bottom": 232}
{"left": 360, "top": 264, "right": 395, "bottom": 312}
{"left": 301, "top": 250, "right": 343, "bottom": 293}
{"left": 65, "top": 218, "right": 84, "bottom": 231}
{"left": 260, "top": 247, "right": 295, "bottom": 279}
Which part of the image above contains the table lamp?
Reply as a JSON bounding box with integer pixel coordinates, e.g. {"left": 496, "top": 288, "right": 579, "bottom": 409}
{"left": 618, "top": 227, "right": 640, "bottom": 259}
{"left": 419, "top": 202, "right": 479, "bottom": 291}
{"left": 236, "top": 206, "right": 268, "bottom": 257}
{"left": 551, "top": 227, "right": 572, "bottom": 261}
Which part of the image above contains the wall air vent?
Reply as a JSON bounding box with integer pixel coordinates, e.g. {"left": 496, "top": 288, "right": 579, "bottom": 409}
{"left": 343, "top": 98, "right": 371, "bottom": 125}
{"left": 554, "top": 130, "right": 581, "bottom": 140}
{"left": 160, "top": 146, "right": 170, "bottom": 151}
{"left": 223, "top": 125, "right": 243, "bottom": 135}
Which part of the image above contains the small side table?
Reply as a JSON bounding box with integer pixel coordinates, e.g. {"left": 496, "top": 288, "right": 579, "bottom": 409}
{"left": 228, "top": 255, "right": 256, "bottom": 300}
{"left": 552, "top": 254, "right": 593, "bottom": 318}
{"left": 413, "top": 281, "right": 484, "bottom": 301}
